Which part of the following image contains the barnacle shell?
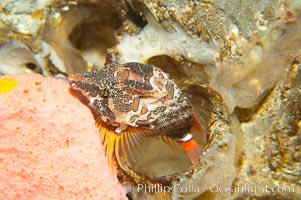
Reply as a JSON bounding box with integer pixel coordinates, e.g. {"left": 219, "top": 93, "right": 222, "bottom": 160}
{"left": 119, "top": 81, "right": 236, "bottom": 199}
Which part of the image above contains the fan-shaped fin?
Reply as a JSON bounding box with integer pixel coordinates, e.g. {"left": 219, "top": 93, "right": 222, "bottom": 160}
{"left": 95, "top": 117, "right": 143, "bottom": 170}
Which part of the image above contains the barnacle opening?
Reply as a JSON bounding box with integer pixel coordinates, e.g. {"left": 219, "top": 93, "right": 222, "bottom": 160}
{"left": 68, "top": 3, "right": 122, "bottom": 68}
{"left": 117, "top": 81, "right": 230, "bottom": 200}
{"left": 147, "top": 55, "right": 209, "bottom": 83}
{"left": 121, "top": 81, "right": 214, "bottom": 178}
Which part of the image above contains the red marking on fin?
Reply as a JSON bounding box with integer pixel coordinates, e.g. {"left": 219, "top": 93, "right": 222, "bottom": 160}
{"left": 179, "top": 138, "right": 202, "bottom": 164}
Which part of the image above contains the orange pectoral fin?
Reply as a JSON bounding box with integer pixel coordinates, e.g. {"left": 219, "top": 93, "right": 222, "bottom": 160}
{"left": 178, "top": 138, "right": 202, "bottom": 164}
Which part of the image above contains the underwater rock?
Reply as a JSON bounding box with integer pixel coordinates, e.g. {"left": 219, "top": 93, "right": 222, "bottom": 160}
{"left": 0, "top": 0, "right": 52, "bottom": 53}
{"left": 207, "top": 7, "right": 301, "bottom": 112}
{"left": 110, "top": 0, "right": 301, "bottom": 113}
{"left": 0, "top": 40, "right": 43, "bottom": 75}
{"left": 0, "top": 0, "right": 89, "bottom": 77}
{"left": 236, "top": 57, "right": 301, "bottom": 199}
{"left": 38, "top": 5, "right": 89, "bottom": 75}
{"left": 1, "top": 0, "right": 300, "bottom": 199}
{"left": 0, "top": 74, "right": 127, "bottom": 199}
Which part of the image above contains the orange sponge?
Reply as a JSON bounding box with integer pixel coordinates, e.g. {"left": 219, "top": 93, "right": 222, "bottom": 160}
{"left": 0, "top": 74, "right": 126, "bottom": 199}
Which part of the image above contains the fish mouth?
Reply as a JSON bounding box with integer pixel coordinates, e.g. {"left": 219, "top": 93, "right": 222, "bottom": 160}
{"left": 68, "top": 73, "right": 81, "bottom": 87}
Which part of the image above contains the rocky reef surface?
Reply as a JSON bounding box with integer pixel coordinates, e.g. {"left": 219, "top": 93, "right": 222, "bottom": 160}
{"left": 0, "top": 0, "right": 300, "bottom": 199}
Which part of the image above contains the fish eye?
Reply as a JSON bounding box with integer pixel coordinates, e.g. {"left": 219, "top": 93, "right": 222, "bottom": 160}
{"left": 82, "top": 73, "right": 90, "bottom": 79}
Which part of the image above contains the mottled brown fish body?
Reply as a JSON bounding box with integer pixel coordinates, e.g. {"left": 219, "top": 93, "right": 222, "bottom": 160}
{"left": 69, "top": 62, "right": 199, "bottom": 168}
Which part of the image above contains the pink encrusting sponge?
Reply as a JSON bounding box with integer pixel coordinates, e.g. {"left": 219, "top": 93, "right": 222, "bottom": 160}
{"left": 0, "top": 74, "right": 127, "bottom": 199}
